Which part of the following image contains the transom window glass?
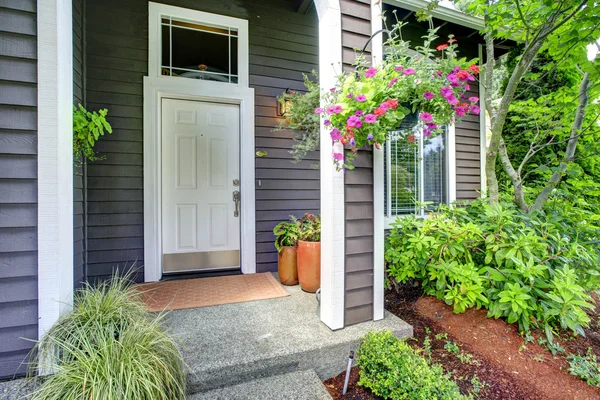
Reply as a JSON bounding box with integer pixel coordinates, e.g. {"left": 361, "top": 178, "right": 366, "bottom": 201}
{"left": 161, "top": 17, "right": 238, "bottom": 83}
{"left": 384, "top": 112, "right": 448, "bottom": 217}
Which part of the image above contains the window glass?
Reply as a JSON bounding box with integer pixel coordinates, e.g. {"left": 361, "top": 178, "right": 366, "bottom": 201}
{"left": 384, "top": 113, "right": 447, "bottom": 217}
{"left": 160, "top": 17, "right": 238, "bottom": 83}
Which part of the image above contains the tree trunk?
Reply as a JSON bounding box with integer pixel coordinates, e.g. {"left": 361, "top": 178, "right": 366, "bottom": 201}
{"left": 529, "top": 72, "right": 590, "bottom": 212}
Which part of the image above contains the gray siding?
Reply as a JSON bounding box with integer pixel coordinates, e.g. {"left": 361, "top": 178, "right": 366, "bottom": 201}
{"left": 83, "top": 0, "right": 319, "bottom": 280}
{"left": 73, "top": 0, "right": 85, "bottom": 289}
{"left": 342, "top": 0, "right": 374, "bottom": 326}
{"left": 0, "top": 0, "right": 38, "bottom": 379}
{"left": 455, "top": 84, "right": 482, "bottom": 201}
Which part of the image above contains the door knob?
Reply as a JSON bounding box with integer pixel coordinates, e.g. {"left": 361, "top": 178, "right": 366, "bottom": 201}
{"left": 233, "top": 190, "right": 240, "bottom": 217}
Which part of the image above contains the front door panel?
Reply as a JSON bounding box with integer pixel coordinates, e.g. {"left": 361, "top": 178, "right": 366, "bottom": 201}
{"left": 161, "top": 98, "right": 240, "bottom": 273}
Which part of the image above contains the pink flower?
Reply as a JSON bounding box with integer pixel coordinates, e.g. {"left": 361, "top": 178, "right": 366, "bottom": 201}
{"left": 424, "top": 92, "right": 434, "bottom": 100}
{"left": 355, "top": 110, "right": 364, "bottom": 116}
{"left": 333, "top": 152, "right": 344, "bottom": 161}
{"left": 394, "top": 65, "right": 404, "bottom": 71}
{"left": 326, "top": 106, "right": 334, "bottom": 114}
{"left": 332, "top": 105, "right": 343, "bottom": 114}
{"left": 355, "top": 95, "right": 367, "bottom": 102}
{"left": 346, "top": 93, "right": 354, "bottom": 99}
{"left": 364, "top": 114, "right": 377, "bottom": 124}
{"left": 470, "top": 105, "right": 481, "bottom": 115}
{"left": 463, "top": 84, "right": 471, "bottom": 91}
{"left": 365, "top": 67, "right": 378, "bottom": 78}
{"left": 389, "top": 77, "right": 398, "bottom": 87}
{"left": 426, "top": 122, "right": 438, "bottom": 130}
{"left": 354, "top": 120, "right": 363, "bottom": 129}
{"left": 403, "top": 68, "right": 416, "bottom": 75}
{"left": 440, "top": 87, "right": 453, "bottom": 99}
{"left": 423, "top": 129, "right": 432, "bottom": 137}
{"left": 315, "top": 108, "right": 323, "bottom": 114}
{"left": 468, "top": 96, "right": 479, "bottom": 103}
{"left": 447, "top": 96, "right": 459, "bottom": 105}
{"left": 346, "top": 115, "right": 361, "bottom": 128}
{"left": 419, "top": 112, "right": 433, "bottom": 122}
{"left": 330, "top": 128, "right": 341, "bottom": 141}
{"left": 330, "top": 87, "right": 336, "bottom": 92}
{"left": 379, "top": 102, "right": 390, "bottom": 110}
{"left": 374, "top": 107, "right": 386, "bottom": 117}
{"left": 324, "top": 119, "right": 331, "bottom": 126}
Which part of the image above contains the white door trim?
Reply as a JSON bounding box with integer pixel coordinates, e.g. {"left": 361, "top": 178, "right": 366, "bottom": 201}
{"left": 143, "top": 77, "right": 256, "bottom": 282}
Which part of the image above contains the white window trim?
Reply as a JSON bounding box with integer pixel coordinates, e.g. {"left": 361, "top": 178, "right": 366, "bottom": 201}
{"left": 37, "top": 0, "right": 74, "bottom": 342}
{"left": 144, "top": 4, "right": 255, "bottom": 282}
{"left": 148, "top": 2, "right": 249, "bottom": 87}
{"left": 382, "top": 124, "right": 456, "bottom": 230}
{"left": 478, "top": 44, "right": 487, "bottom": 197}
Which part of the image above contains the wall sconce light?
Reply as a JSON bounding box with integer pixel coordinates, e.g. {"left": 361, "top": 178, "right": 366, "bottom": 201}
{"left": 277, "top": 88, "right": 293, "bottom": 117}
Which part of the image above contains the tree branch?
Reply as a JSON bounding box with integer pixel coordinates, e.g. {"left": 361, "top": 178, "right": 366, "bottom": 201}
{"left": 530, "top": 72, "right": 591, "bottom": 212}
{"left": 499, "top": 138, "right": 529, "bottom": 211}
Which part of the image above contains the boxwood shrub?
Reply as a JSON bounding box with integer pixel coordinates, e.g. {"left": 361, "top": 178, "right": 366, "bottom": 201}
{"left": 356, "top": 330, "right": 467, "bottom": 400}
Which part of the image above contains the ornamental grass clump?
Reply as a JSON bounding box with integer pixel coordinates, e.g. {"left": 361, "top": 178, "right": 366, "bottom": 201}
{"left": 316, "top": 20, "right": 480, "bottom": 170}
{"left": 357, "top": 330, "right": 467, "bottom": 400}
{"left": 28, "top": 274, "right": 186, "bottom": 400}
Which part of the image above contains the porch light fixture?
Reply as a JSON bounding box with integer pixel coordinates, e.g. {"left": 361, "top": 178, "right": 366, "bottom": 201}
{"left": 277, "top": 88, "right": 293, "bottom": 117}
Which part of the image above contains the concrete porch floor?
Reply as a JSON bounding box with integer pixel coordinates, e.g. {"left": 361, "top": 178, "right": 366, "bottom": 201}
{"left": 166, "top": 275, "right": 412, "bottom": 396}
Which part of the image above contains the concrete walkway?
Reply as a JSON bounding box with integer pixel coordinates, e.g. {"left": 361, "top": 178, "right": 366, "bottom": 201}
{"left": 165, "top": 278, "right": 412, "bottom": 396}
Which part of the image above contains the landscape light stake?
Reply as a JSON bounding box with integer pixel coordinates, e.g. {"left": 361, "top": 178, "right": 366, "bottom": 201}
{"left": 342, "top": 350, "right": 355, "bottom": 395}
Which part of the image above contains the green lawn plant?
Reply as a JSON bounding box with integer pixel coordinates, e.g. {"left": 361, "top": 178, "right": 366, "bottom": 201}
{"left": 567, "top": 348, "right": 600, "bottom": 387}
{"left": 273, "top": 217, "right": 300, "bottom": 252}
{"left": 385, "top": 192, "right": 600, "bottom": 342}
{"left": 356, "top": 330, "right": 468, "bottom": 400}
{"left": 28, "top": 273, "right": 186, "bottom": 400}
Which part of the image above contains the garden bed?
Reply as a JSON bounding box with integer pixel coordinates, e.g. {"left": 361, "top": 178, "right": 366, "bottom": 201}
{"left": 324, "top": 287, "right": 600, "bottom": 399}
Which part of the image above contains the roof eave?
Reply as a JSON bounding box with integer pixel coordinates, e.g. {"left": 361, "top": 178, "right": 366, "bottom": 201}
{"left": 384, "top": 0, "right": 485, "bottom": 31}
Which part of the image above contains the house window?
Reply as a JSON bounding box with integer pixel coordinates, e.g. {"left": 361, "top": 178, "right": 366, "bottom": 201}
{"left": 384, "top": 112, "right": 449, "bottom": 221}
{"left": 160, "top": 17, "right": 238, "bottom": 83}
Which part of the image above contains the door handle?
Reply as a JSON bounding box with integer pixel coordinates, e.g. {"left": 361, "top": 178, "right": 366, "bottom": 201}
{"left": 233, "top": 190, "right": 240, "bottom": 217}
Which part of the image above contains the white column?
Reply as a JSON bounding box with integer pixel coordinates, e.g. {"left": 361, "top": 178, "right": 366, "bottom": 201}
{"left": 315, "top": 0, "right": 345, "bottom": 330}
{"left": 371, "top": 0, "right": 385, "bottom": 321}
{"left": 37, "top": 0, "right": 74, "bottom": 338}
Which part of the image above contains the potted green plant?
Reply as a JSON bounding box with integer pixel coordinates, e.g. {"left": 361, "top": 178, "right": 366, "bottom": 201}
{"left": 297, "top": 213, "right": 321, "bottom": 293}
{"left": 273, "top": 218, "right": 300, "bottom": 285}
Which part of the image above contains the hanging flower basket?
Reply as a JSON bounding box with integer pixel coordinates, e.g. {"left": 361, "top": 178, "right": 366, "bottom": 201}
{"left": 316, "top": 23, "right": 481, "bottom": 170}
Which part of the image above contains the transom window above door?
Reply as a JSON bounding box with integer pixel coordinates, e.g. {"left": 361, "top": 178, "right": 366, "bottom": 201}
{"left": 149, "top": 3, "right": 249, "bottom": 86}
{"left": 161, "top": 17, "right": 238, "bottom": 83}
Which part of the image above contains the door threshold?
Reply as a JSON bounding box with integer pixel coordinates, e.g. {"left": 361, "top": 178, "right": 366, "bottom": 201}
{"left": 161, "top": 268, "right": 242, "bottom": 281}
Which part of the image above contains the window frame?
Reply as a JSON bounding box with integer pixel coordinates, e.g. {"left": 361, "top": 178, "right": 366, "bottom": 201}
{"left": 148, "top": 2, "right": 249, "bottom": 87}
{"left": 383, "top": 123, "right": 456, "bottom": 229}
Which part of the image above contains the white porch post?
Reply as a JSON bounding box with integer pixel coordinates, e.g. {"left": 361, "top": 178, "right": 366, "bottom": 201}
{"left": 37, "top": 0, "right": 74, "bottom": 338}
{"left": 315, "top": 0, "right": 345, "bottom": 330}
{"left": 371, "top": 0, "right": 385, "bottom": 321}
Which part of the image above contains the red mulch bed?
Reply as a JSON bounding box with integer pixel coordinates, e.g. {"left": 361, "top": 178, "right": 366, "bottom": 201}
{"left": 324, "top": 285, "right": 600, "bottom": 399}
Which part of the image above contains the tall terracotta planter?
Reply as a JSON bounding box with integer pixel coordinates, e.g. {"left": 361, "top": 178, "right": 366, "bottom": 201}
{"left": 297, "top": 240, "right": 320, "bottom": 293}
{"left": 278, "top": 246, "right": 298, "bottom": 286}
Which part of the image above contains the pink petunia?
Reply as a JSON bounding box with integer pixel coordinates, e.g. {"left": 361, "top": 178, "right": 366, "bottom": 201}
{"left": 315, "top": 108, "right": 323, "bottom": 114}
{"left": 346, "top": 115, "right": 361, "bottom": 128}
{"left": 403, "top": 68, "right": 416, "bottom": 75}
{"left": 330, "top": 128, "right": 341, "bottom": 141}
{"left": 333, "top": 152, "right": 344, "bottom": 161}
{"left": 468, "top": 96, "right": 479, "bottom": 103}
{"left": 440, "top": 87, "right": 453, "bottom": 99}
{"left": 355, "top": 110, "right": 364, "bottom": 116}
{"left": 324, "top": 119, "right": 331, "bottom": 126}
{"left": 419, "top": 112, "right": 433, "bottom": 122}
{"left": 332, "top": 105, "right": 343, "bottom": 114}
{"left": 354, "top": 120, "right": 363, "bottom": 129}
{"left": 389, "top": 77, "right": 398, "bottom": 87}
{"left": 364, "top": 114, "right": 377, "bottom": 124}
{"left": 394, "top": 66, "right": 404, "bottom": 71}
{"left": 423, "top": 129, "right": 432, "bottom": 137}
{"left": 470, "top": 105, "right": 481, "bottom": 115}
{"left": 330, "top": 87, "right": 336, "bottom": 92}
{"left": 447, "top": 96, "right": 459, "bottom": 105}
{"left": 379, "top": 102, "right": 390, "bottom": 110}
{"left": 426, "top": 122, "right": 438, "bottom": 130}
{"left": 365, "top": 67, "right": 378, "bottom": 78}
{"left": 424, "top": 92, "right": 434, "bottom": 100}
{"left": 355, "top": 95, "right": 367, "bottom": 102}
{"left": 346, "top": 93, "right": 354, "bottom": 99}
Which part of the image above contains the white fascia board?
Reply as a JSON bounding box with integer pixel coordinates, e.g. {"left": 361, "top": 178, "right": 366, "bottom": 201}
{"left": 384, "top": 0, "right": 484, "bottom": 31}
{"left": 37, "top": 0, "right": 74, "bottom": 340}
{"left": 315, "top": 0, "right": 345, "bottom": 331}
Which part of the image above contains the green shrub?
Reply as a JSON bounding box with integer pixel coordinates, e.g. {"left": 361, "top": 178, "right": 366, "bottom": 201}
{"left": 29, "top": 275, "right": 186, "bottom": 400}
{"left": 385, "top": 193, "right": 600, "bottom": 340}
{"left": 356, "top": 331, "right": 468, "bottom": 400}
{"left": 567, "top": 348, "right": 600, "bottom": 387}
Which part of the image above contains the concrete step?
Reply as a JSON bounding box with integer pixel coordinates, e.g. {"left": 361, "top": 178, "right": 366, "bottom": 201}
{"left": 188, "top": 369, "right": 332, "bottom": 400}
{"left": 165, "top": 284, "right": 412, "bottom": 395}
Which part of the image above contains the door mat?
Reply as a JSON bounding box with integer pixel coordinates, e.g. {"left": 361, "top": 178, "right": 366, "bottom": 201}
{"left": 135, "top": 273, "right": 290, "bottom": 312}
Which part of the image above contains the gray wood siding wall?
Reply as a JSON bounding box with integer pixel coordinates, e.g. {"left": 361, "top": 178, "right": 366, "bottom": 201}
{"left": 82, "top": 0, "right": 319, "bottom": 280}
{"left": 0, "top": 0, "right": 38, "bottom": 379}
{"left": 73, "top": 0, "right": 85, "bottom": 289}
{"left": 342, "top": 0, "right": 375, "bottom": 326}
{"left": 455, "top": 84, "right": 482, "bottom": 201}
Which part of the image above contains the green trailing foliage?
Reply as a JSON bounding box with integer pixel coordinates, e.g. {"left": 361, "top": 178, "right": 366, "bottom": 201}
{"left": 28, "top": 273, "right": 186, "bottom": 400}
{"left": 273, "top": 217, "right": 300, "bottom": 253}
{"left": 73, "top": 104, "right": 112, "bottom": 162}
{"left": 385, "top": 193, "right": 600, "bottom": 341}
{"left": 356, "top": 330, "right": 468, "bottom": 400}
{"left": 567, "top": 348, "right": 600, "bottom": 387}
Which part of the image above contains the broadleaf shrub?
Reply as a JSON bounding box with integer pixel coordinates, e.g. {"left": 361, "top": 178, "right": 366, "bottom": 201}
{"left": 356, "top": 330, "right": 467, "bottom": 400}
{"left": 385, "top": 193, "right": 600, "bottom": 340}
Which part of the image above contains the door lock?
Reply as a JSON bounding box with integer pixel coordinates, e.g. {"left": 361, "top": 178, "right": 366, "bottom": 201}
{"left": 233, "top": 190, "right": 240, "bottom": 217}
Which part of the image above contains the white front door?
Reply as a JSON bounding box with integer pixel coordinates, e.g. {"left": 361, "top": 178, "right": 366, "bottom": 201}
{"left": 161, "top": 98, "right": 240, "bottom": 273}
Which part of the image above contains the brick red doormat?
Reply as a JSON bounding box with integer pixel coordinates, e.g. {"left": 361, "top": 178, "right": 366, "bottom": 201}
{"left": 135, "top": 273, "right": 290, "bottom": 312}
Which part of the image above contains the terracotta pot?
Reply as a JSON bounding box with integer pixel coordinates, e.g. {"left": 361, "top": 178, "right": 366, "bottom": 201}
{"left": 277, "top": 246, "right": 298, "bottom": 286}
{"left": 297, "top": 240, "right": 321, "bottom": 293}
